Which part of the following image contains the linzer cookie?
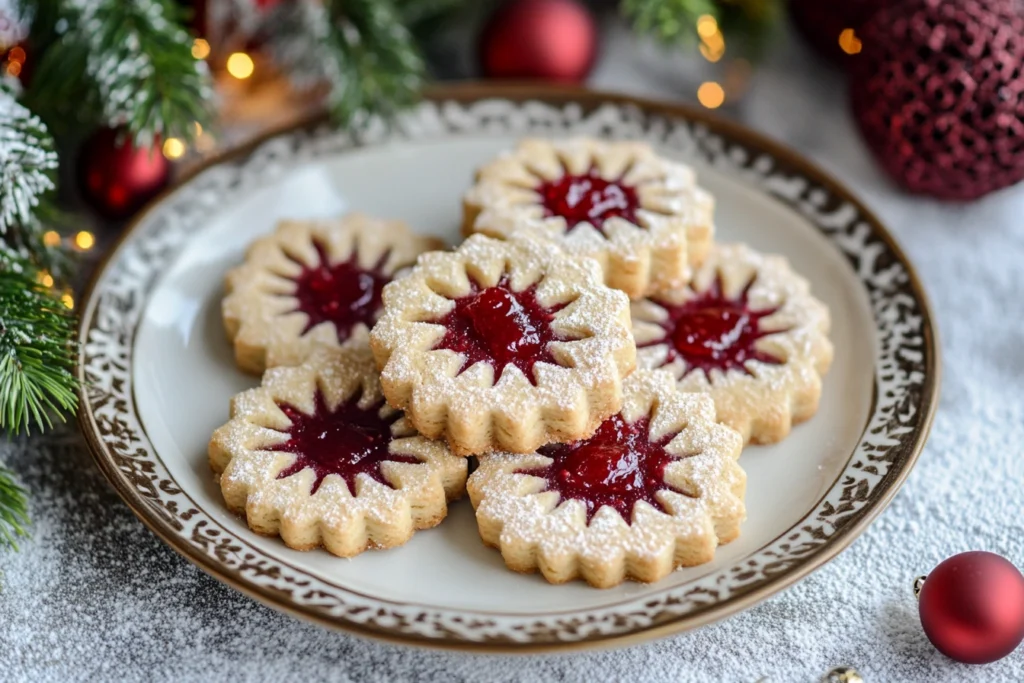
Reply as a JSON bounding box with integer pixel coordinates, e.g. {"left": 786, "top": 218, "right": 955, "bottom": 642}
{"left": 468, "top": 369, "right": 746, "bottom": 588}
{"left": 369, "top": 233, "right": 636, "bottom": 457}
{"left": 222, "top": 213, "right": 442, "bottom": 374}
{"left": 462, "top": 137, "right": 714, "bottom": 299}
{"left": 631, "top": 243, "right": 833, "bottom": 444}
{"left": 208, "top": 345, "right": 467, "bottom": 557}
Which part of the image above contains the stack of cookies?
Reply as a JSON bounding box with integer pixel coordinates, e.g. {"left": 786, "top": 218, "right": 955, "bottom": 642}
{"left": 208, "top": 138, "right": 833, "bottom": 589}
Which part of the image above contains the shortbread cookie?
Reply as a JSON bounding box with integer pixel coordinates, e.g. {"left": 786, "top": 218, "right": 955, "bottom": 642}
{"left": 468, "top": 369, "right": 745, "bottom": 588}
{"left": 369, "top": 233, "right": 636, "bottom": 457}
{"left": 222, "top": 213, "right": 442, "bottom": 374}
{"left": 462, "top": 137, "right": 714, "bottom": 299}
{"left": 631, "top": 243, "right": 834, "bottom": 444}
{"left": 208, "top": 345, "right": 467, "bottom": 557}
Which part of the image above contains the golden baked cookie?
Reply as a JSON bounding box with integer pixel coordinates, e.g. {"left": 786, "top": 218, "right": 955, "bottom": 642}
{"left": 462, "top": 137, "right": 714, "bottom": 299}
{"left": 631, "top": 243, "right": 834, "bottom": 444}
{"left": 222, "top": 213, "right": 442, "bottom": 374}
{"left": 208, "top": 345, "right": 467, "bottom": 557}
{"left": 369, "top": 233, "right": 636, "bottom": 457}
{"left": 468, "top": 369, "right": 746, "bottom": 589}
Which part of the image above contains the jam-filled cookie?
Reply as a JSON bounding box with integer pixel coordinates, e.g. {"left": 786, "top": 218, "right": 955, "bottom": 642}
{"left": 468, "top": 369, "right": 745, "bottom": 588}
{"left": 462, "top": 138, "right": 714, "bottom": 299}
{"left": 631, "top": 243, "right": 833, "bottom": 444}
{"left": 369, "top": 233, "right": 636, "bottom": 457}
{"left": 222, "top": 213, "right": 442, "bottom": 374}
{"left": 208, "top": 345, "right": 467, "bottom": 557}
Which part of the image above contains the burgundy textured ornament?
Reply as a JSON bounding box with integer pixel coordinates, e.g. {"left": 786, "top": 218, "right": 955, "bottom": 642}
{"left": 480, "top": 0, "right": 597, "bottom": 83}
{"left": 850, "top": 0, "right": 1024, "bottom": 200}
{"left": 788, "top": 0, "right": 887, "bottom": 64}
{"left": 917, "top": 552, "right": 1024, "bottom": 664}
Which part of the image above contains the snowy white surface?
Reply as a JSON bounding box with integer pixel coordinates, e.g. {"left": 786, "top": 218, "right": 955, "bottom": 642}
{"left": 3, "top": 24, "right": 1024, "bottom": 683}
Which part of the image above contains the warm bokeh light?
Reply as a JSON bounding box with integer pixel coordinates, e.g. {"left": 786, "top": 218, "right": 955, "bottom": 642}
{"left": 61, "top": 293, "right": 74, "bottom": 310}
{"left": 6, "top": 61, "right": 21, "bottom": 77}
{"left": 697, "top": 82, "right": 726, "bottom": 109}
{"left": 226, "top": 52, "right": 255, "bottom": 79}
{"left": 700, "top": 34, "right": 726, "bottom": 62}
{"left": 42, "top": 230, "right": 61, "bottom": 247}
{"left": 696, "top": 15, "right": 719, "bottom": 39}
{"left": 37, "top": 271, "right": 54, "bottom": 288}
{"left": 8, "top": 46, "right": 25, "bottom": 64}
{"left": 192, "top": 38, "right": 210, "bottom": 60}
{"left": 162, "top": 137, "right": 186, "bottom": 160}
{"left": 839, "top": 28, "right": 862, "bottom": 55}
{"left": 75, "top": 230, "right": 95, "bottom": 250}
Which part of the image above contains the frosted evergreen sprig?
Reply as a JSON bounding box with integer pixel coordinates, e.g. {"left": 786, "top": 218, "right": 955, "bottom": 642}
{"left": 269, "top": 0, "right": 427, "bottom": 127}
{"left": 0, "top": 90, "right": 57, "bottom": 236}
{"left": 24, "top": 0, "right": 212, "bottom": 144}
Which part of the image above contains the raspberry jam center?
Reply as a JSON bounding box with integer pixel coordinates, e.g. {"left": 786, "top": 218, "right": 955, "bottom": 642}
{"left": 270, "top": 391, "right": 418, "bottom": 495}
{"left": 519, "top": 415, "right": 691, "bottom": 525}
{"left": 287, "top": 242, "right": 389, "bottom": 343}
{"left": 431, "top": 276, "right": 568, "bottom": 385}
{"left": 644, "top": 277, "right": 785, "bottom": 379}
{"left": 537, "top": 167, "right": 640, "bottom": 234}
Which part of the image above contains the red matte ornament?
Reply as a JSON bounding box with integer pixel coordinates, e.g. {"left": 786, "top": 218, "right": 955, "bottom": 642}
{"left": 76, "top": 127, "right": 170, "bottom": 221}
{"left": 480, "top": 0, "right": 597, "bottom": 83}
{"left": 850, "top": 0, "right": 1024, "bottom": 200}
{"left": 918, "top": 551, "right": 1024, "bottom": 664}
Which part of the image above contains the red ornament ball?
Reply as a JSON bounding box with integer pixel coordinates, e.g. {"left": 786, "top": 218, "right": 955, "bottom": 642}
{"left": 76, "top": 127, "right": 170, "bottom": 221}
{"left": 788, "top": 0, "right": 887, "bottom": 64}
{"left": 480, "top": 0, "right": 597, "bottom": 83}
{"left": 918, "top": 551, "right": 1024, "bottom": 664}
{"left": 850, "top": 0, "right": 1024, "bottom": 200}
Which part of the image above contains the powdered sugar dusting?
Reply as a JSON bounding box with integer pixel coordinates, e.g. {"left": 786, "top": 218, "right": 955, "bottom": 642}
{"left": 463, "top": 137, "right": 715, "bottom": 298}
{"left": 371, "top": 234, "right": 636, "bottom": 455}
{"left": 632, "top": 243, "right": 834, "bottom": 444}
{"left": 468, "top": 369, "right": 745, "bottom": 586}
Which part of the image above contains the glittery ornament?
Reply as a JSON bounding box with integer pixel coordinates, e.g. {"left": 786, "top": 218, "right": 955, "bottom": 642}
{"left": 850, "top": 0, "right": 1024, "bottom": 200}
{"left": 788, "top": 0, "right": 886, "bottom": 64}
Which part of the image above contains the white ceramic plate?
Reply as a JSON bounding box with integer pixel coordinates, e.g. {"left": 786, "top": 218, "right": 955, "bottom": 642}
{"left": 78, "top": 86, "right": 939, "bottom": 652}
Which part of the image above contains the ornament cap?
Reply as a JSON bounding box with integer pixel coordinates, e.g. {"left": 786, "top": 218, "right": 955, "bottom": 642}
{"left": 913, "top": 575, "right": 926, "bottom": 599}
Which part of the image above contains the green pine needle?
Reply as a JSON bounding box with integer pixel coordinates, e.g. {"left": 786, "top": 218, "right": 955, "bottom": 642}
{"left": 0, "top": 464, "right": 29, "bottom": 551}
{"left": 272, "top": 0, "right": 427, "bottom": 128}
{"left": 622, "top": 0, "right": 719, "bottom": 44}
{"left": 23, "top": 0, "right": 212, "bottom": 145}
{"left": 0, "top": 264, "right": 78, "bottom": 436}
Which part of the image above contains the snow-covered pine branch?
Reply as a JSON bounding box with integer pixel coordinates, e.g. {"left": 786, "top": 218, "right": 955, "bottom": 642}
{"left": 0, "top": 90, "right": 57, "bottom": 236}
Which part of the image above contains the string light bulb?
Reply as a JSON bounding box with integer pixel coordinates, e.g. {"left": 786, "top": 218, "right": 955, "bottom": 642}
{"left": 75, "top": 230, "right": 95, "bottom": 250}
{"left": 226, "top": 52, "right": 255, "bottom": 79}
{"left": 838, "top": 28, "right": 863, "bottom": 55}
{"left": 162, "top": 137, "right": 186, "bottom": 160}
{"left": 61, "top": 293, "right": 74, "bottom": 310}
{"left": 696, "top": 15, "right": 719, "bottom": 38}
{"left": 697, "top": 82, "right": 726, "bottom": 109}
{"left": 191, "top": 38, "right": 210, "bottom": 60}
{"left": 37, "top": 271, "right": 53, "bottom": 288}
{"left": 42, "top": 230, "right": 61, "bottom": 247}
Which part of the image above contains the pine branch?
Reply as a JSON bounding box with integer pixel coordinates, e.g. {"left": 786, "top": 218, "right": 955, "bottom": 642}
{"left": 623, "top": 0, "right": 780, "bottom": 48}
{"left": 270, "top": 0, "right": 426, "bottom": 127}
{"left": 622, "top": 0, "right": 719, "bottom": 44}
{"left": 23, "top": 0, "right": 212, "bottom": 145}
{"left": 0, "top": 464, "right": 28, "bottom": 551}
{"left": 0, "top": 260, "right": 78, "bottom": 435}
{"left": 0, "top": 89, "right": 57, "bottom": 237}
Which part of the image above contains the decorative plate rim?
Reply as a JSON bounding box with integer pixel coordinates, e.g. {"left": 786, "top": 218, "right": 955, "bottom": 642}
{"left": 76, "top": 83, "right": 941, "bottom": 654}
